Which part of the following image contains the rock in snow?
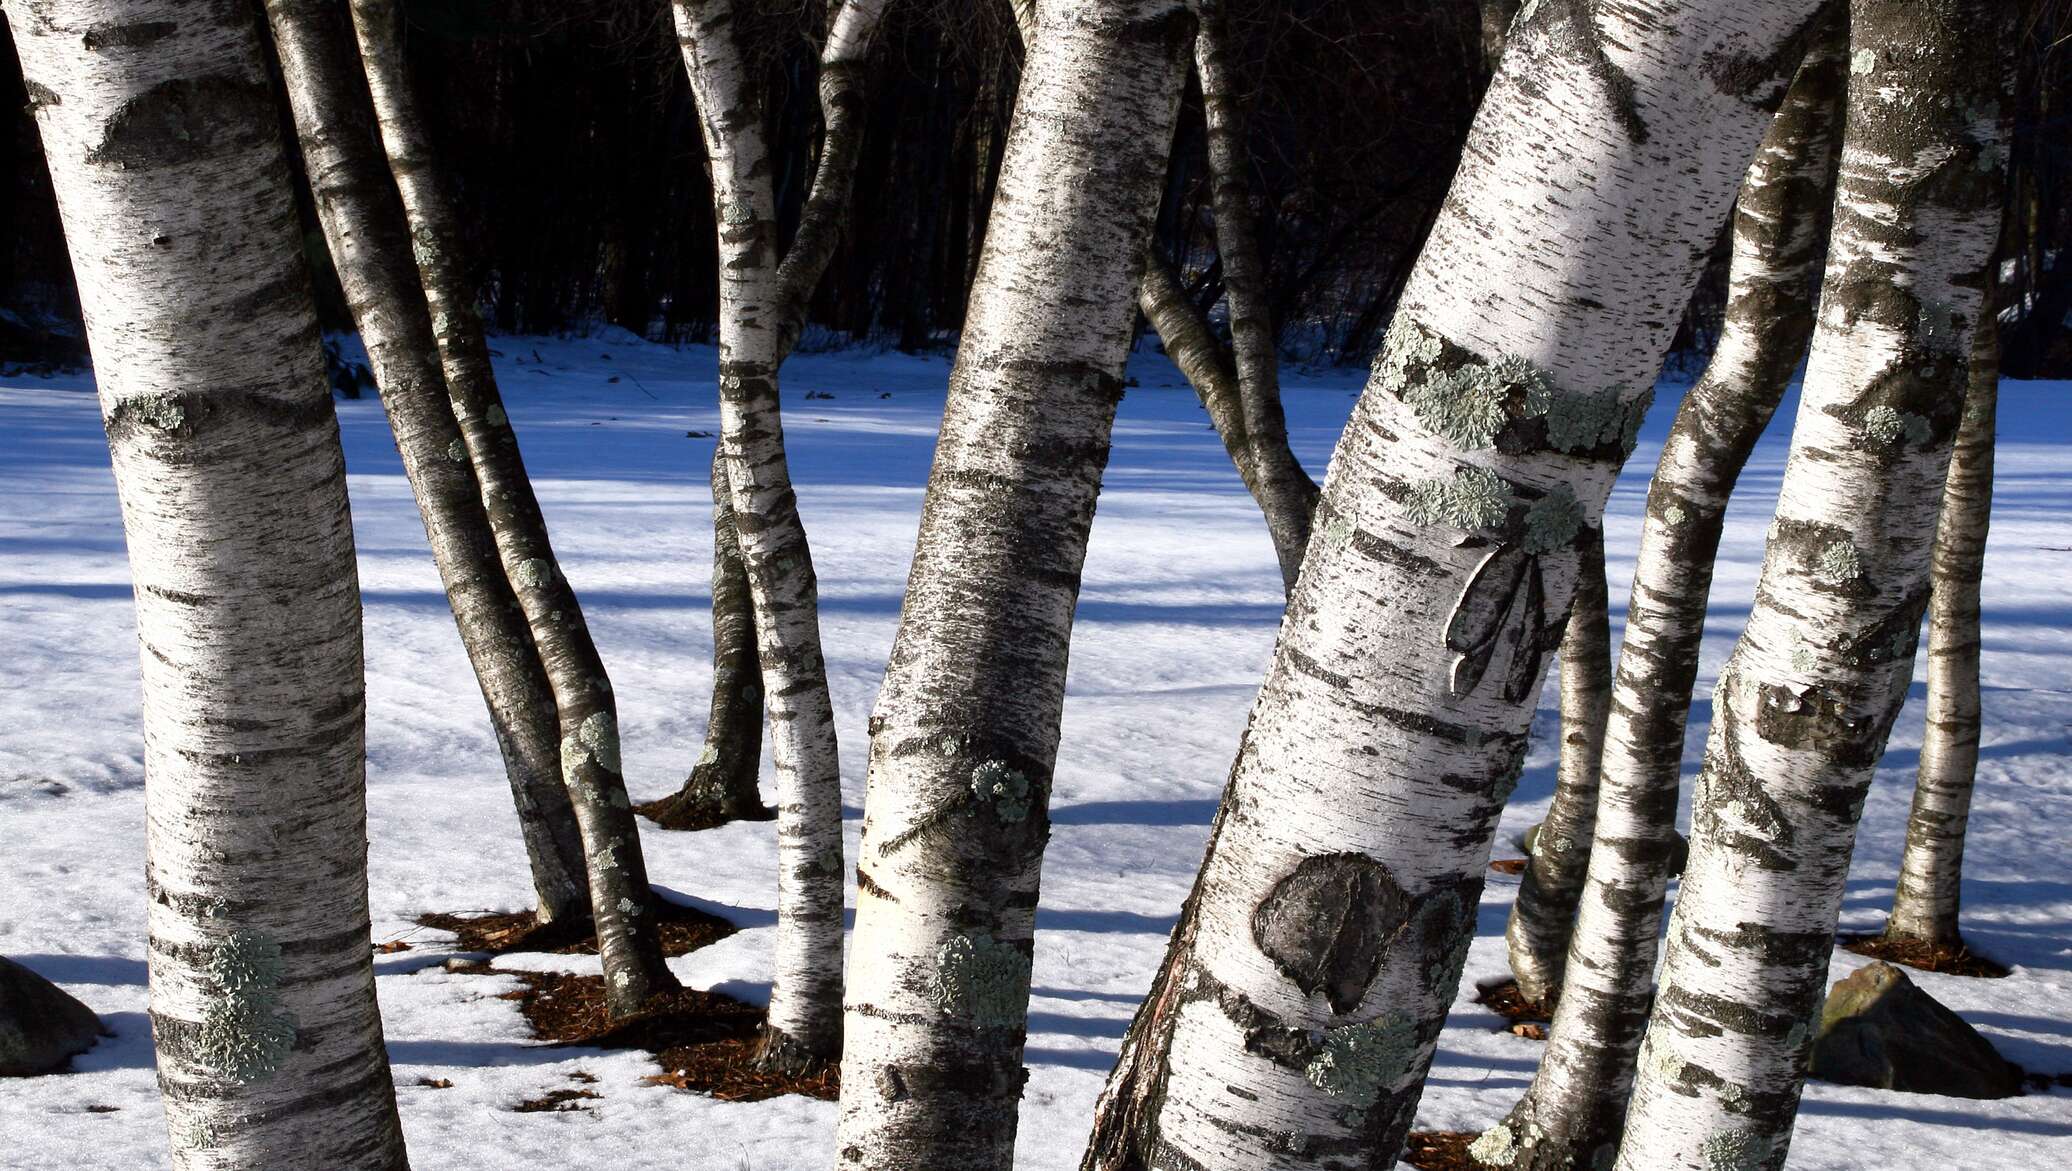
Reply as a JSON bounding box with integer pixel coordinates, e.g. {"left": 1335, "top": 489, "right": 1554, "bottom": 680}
{"left": 1810, "top": 961, "right": 2022, "bottom": 1099}
{"left": 0, "top": 957, "right": 104, "bottom": 1077}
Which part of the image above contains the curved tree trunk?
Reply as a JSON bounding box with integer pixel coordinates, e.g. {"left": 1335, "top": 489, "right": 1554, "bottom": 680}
{"left": 1883, "top": 311, "right": 1998, "bottom": 950}
{"left": 1614, "top": 3, "right": 2006, "bottom": 1164}
{"left": 1503, "top": 525, "right": 1611, "bottom": 1007}
{"left": 639, "top": 448, "right": 771, "bottom": 831}
{"left": 1079, "top": 5, "right": 1834, "bottom": 1169}
{"left": 262, "top": 0, "right": 590, "bottom": 931}
{"left": 1470, "top": 24, "right": 1845, "bottom": 1170}
{"left": 672, "top": 0, "right": 889, "bottom": 1073}
{"left": 350, "top": 0, "right": 676, "bottom": 1018}
{"left": 8, "top": 1, "right": 409, "bottom": 1163}
{"left": 834, "top": 3, "right": 1192, "bottom": 1167}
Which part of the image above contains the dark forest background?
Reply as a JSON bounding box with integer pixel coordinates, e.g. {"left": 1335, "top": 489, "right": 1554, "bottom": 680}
{"left": 5, "top": 0, "right": 2069, "bottom": 377}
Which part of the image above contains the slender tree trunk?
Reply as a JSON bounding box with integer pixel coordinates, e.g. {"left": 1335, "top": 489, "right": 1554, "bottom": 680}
{"left": 349, "top": 0, "right": 676, "bottom": 1017}
{"left": 262, "top": 0, "right": 589, "bottom": 930}
{"left": 1470, "top": 26, "right": 1845, "bottom": 1170}
{"left": 835, "top": 3, "right": 1192, "bottom": 1167}
{"left": 1883, "top": 312, "right": 1998, "bottom": 949}
{"left": 1080, "top": 5, "right": 1833, "bottom": 1169}
{"left": 673, "top": 0, "right": 889, "bottom": 1072}
{"left": 1503, "top": 526, "right": 1610, "bottom": 1007}
{"left": 8, "top": 1, "right": 409, "bottom": 1163}
{"left": 1615, "top": 4, "right": 2006, "bottom": 1165}
{"left": 639, "top": 448, "right": 771, "bottom": 831}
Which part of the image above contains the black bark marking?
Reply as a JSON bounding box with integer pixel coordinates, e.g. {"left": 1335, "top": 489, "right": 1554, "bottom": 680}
{"left": 1447, "top": 544, "right": 1530, "bottom": 697}
{"left": 82, "top": 21, "right": 178, "bottom": 51}
{"left": 23, "top": 80, "right": 61, "bottom": 109}
{"left": 86, "top": 77, "right": 274, "bottom": 171}
{"left": 1251, "top": 854, "right": 1408, "bottom": 1014}
{"left": 1535, "top": 0, "right": 1649, "bottom": 144}
{"left": 1500, "top": 555, "right": 1549, "bottom": 703}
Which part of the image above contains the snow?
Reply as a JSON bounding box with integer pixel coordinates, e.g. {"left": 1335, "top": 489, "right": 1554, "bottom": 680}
{"left": 2, "top": 331, "right": 2067, "bottom": 1169}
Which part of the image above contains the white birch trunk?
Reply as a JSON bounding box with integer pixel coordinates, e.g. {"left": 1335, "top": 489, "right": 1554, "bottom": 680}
{"left": 1884, "top": 311, "right": 1998, "bottom": 949}
{"left": 1471, "top": 25, "right": 1846, "bottom": 1169}
{"left": 835, "top": 2, "right": 1191, "bottom": 1166}
{"left": 1081, "top": 4, "right": 1835, "bottom": 1168}
{"left": 1614, "top": 3, "right": 2007, "bottom": 1164}
{"left": 7, "top": 1, "right": 409, "bottom": 1164}
{"left": 673, "top": 0, "right": 889, "bottom": 1071}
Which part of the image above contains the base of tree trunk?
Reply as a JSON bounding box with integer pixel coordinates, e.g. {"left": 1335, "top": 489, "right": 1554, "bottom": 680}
{"left": 635, "top": 777, "right": 776, "bottom": 832}
{"left": 750, "top": 1022, "right": 838, "bottom": 1080}
{"left": 415, "top": 894, "right": 732, "bottom": 959}
{"left": 1401, "top": 1132, "right": 1486, "bottom": 1170}
{"left": 1839, "top": 932, "right": 2011, "bottom": 979}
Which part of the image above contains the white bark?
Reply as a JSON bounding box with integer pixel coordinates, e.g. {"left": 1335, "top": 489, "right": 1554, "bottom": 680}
{"left": 1615, "top": 3, "right": 2008, "bottom": 1165}
{"left": 835, "top": 2, "right": 1191, "bottom": 1167}
{"left": 673, "top": 0, "right": 889, "bottom": 1070}
{"left": 1082, "top": 4, "right": 1834, "bottom": 1168}
{"left": 7, "top": 1, "right": 408, "bottom": 1164}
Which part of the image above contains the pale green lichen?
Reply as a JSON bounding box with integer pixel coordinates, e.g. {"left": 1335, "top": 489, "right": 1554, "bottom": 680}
{"left": 485, "top": 404, "right": 508, "bottom": 428}
{"left": 1469, "top": 1122, "right": 1519, "bottom": 1168}
{"left": 194, "top": 931, "right": 297, "bottom": 1084}
{"left": 514, "top": 558, "right": 555, "bottom": 591}
{"left": 696, "top": 744, "right": 719, "bottom": 767}
{"left": 445, "top": 438, "right": 467, "bottom": 462}
{"left": 1791, "top": 646, "right": 1817, "bottom": 673}
{"left": 1305, "top": 1012, "right": 1418, "bottom": 1104}
{"left": 1851, "top": 48, "right": 1877, "bottom": 74}
{"left": 970, "top": 761, "right": 1031, "bottom": 822}
{"left": 134, "top": 395, "right": 186, "bottom": 431}
{"left": 1663, "top": 502, "right": 1688, "bottom": 526}
{"left": 931, "top": 932, "right": 1030, "bottom": 1027}
{"left": 1816, "top": 540, "right": 1863, "bottom": 584}
{"left": 1702, "top": 1129, "right": 1771, "bottom": 1171}
{"left": 1537, "top": 384, "right": 1651, "bottom": 455}
{"left": 572, "top": 711, "right": 620, "bottom": 776}
{"left": 1863, "top": 405, "right": 1929, "bottom": 448}
{"left": 1377, "top": 316, "right": 1446, "bottom": 386}
{"left": 1523, "top": 487, "right": 1584, "bottom": 553}
{"left": 1405, "top": 368, "right": 1511, "bottom": 449}
{"left": 1405, "top": 467, "right": 1510, "bottom": 530}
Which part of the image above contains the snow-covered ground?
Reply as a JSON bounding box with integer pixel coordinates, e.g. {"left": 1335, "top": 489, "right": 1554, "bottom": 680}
{"left": 2, "top": 331, "right": 2067, "bottom": 1169}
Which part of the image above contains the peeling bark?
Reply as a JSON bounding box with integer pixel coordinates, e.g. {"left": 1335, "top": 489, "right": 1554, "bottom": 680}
{"left": 835, "top": 3, "right": 1192, "bottom": 1167}
{"left": 1503, "top": 525, "right": 1611, "bottom": 1007}
{"left": 8, "top": 0, "right": 409, "bottom": 1162}
{"left": 350, "top": 0, "right": 676, "bottom": 1018}
{"left": 1883, "top": 312, "right": 1997, "bottom": 950}
{"left": 1079, "top": 4, "right": 1835, "bottom": 1169}
{"left": 673, "top": 0, "right": 890, "bottom": 1071}
{"left": 1614, "top": 3, "right": 2007, "bottom": 1165}
{"left": 262, "top": 0, "right": 589, "bottom": 930}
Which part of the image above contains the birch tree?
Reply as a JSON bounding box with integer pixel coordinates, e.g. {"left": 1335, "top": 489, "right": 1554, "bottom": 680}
{"left": 262, "top": 0, "right": 590, "bottom": 933}
{"left": 350, "top": 0, "right": 676, "bottom": 1017}
{"left": 1470, "top": 25, "right": 1846, "bottom": 1170}
{"left": 835, "top": 2, "right": 1192, "bottom": 1166}
{"left": 672, "top": 0, "right": 890, "bottom": 1073}
{"left": 1502, "top": 526, "right": 1611, "bottom": 1007}
{"left": 7, "top": 0, "right": 409, "bottom": 1163}
{"left": 1615, "top": 3, "right": 2007, "bottom": 1164}
{"left": 1882, "top": 310, "right": 1999, "bottom": 952}
{"left": 1079, "top": 4, "right": 1837, "bottom": 1168}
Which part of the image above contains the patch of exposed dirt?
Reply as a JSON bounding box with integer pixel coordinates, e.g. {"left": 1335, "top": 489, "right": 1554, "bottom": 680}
{"left": 1838, "top": 933, "right": 2011, "bottom": 979}
{"left": 1402, "top": 1131, "right": 1483, "bottom": 1170}
{"left": 416, "top": 898, "right": 734, "bottom": 959}
{"left": 1474, "top": 978, "right": 1555, "bottom": 1031}
{"left": 1488, "top": 857, "right": 1528, "bottom": 876}
{"left": 514, "top": 1082, "right": 602, "bottom": 1113}
{"left": 634, "top": 791, "right": 776, "bottom": 832}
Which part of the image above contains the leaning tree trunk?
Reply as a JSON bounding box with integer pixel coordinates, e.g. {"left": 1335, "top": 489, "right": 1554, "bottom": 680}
{"left": 638, "top": 448, "right": 771, "bottom": 831}
{"left": 262, "top": 0, "right": 590, "bottom": 931}
{"left": 1470, "top": 22, "right": 1845, "bottom": 1171}
{"left": 1503, "top": 525, "right": 1611, "bottom": 1007}
{"left": 834, "top": 2, "right": 1191, "bottom": 1168}
{"left": 8, "top": 1, "right": 410, "bottom": 1164}
{"left": 672, "top": 0, "right": 889, "bottom": 1073}
{"left": 350, "top": 0, "right": 675, "bottom": 1017}
{"left": 1079, "top": 4, "right": 1834, "bottom": 1169}
{"left": 1882, "top": 311, "right": 1999, "bottom": 951}
{"left": 1614, "top": 4, "right": 2006, "bottom": 1165}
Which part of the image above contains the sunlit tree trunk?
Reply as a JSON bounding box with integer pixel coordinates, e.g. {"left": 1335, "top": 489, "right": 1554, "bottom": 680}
{"left": 1080, "top": 4, "right": 1833, "bottom": 1168}
{"left": 263, "top": 0, "right": 589, "bottom": 930}
{"left": 672, "top": 0, "right": 890, "bottom": 1072}
{"left": 1883, "top": 311, "right": 1999, "bottom": 950}
{"left": 1470, "top": 23, "right": 1845, "bottom": 1170}
{"left": 1503, "top": 526, "right": 1610, "bottom": 1007}
{"left": 8, "top": 1, "right": 409, "bottom": 1162}
{"left": 835, "top": 2, "right": 1191, "bottom": 1167}
{"left": 350, "top": 0, "right": 676, "bottom": 1017}
{"left": 1615, "top": 3, "right": 2006, "bottom": 1164}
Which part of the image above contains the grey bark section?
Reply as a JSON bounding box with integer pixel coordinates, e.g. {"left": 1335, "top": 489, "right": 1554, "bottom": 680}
{"left": 1080, "top": 4, "right": 1836, "bottom": 1169}
{"left": 1503, "top": 525, "right": 1610, "bottom": 1007}
{"left": 0, "top": 956, "right": 104, "bottom": 1076}
{"left": 349, "top": 0, "right": 676, "bottom": 1017}
{"left": 672, "top": 0, "right": 888, "bottom": 1072}
{"left": 640, "top": 448, "right": 771, "bottom": 831}
{"left": 7, "top": 0, "right": 410, "bottom": 1162}
{"left": 835, "top": 3, "right": 1191, "bottom": 1167}
{"left": 1614, "top": 3, "right": 2007, "bottom": 1165}
{"left": 262, "top": 0, "right": 589, "bottom": 929}
{"left": 1480, "top": 0, "right": 1523, "bottom": 73}
{"left": 1884, "top": 312, "right": 1998, "bottom": 949}
{"left": 1472, "top": 28, "right": 1847, "bottom": 1171}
